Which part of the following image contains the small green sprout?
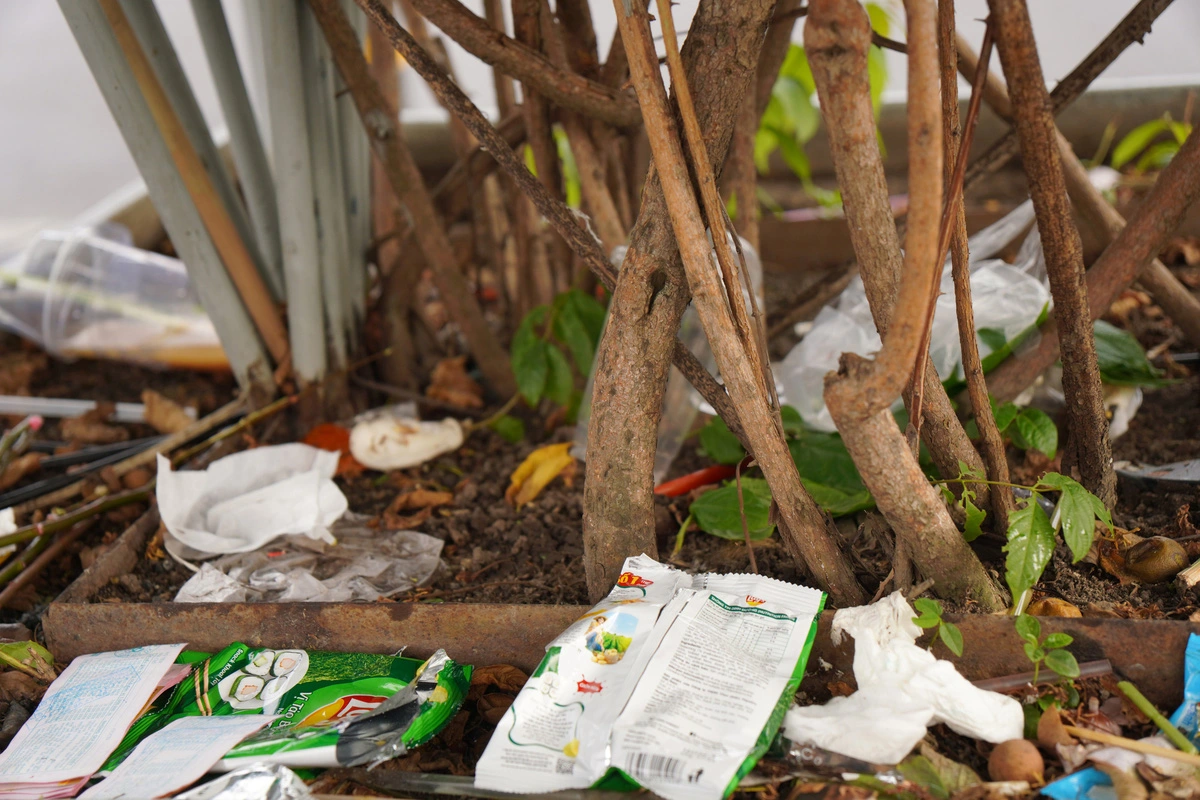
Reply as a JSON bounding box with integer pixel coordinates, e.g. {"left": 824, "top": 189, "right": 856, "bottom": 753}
{"left": 912, "top": 598, "right": 964, "bottom": 657}
{"left": 1015, "top": 614, "right": 1079, "bottom": 685}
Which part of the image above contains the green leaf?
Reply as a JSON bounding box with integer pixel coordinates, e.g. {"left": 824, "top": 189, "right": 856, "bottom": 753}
{"left": 1039, "top": 473, "right": 1098, "bottom": 562}
{"left": 1089, "top": 492, "right": 1113, "bottom": 531}
{"left": 1005, "top": 500, "right": 1057, "bottom": 600}
{"left": 1023, "top": 641, "right": 1042, "bottom": 663}
{"left": 800, "top": 479, "right": 874, "bottom": 517}
{"left": 1112, "top": 117, "right": 1172, "bottom": 169}
{"left": 956, "top": 459, "right": 985, "bottom": 483}
{"left": 0, "top": 641, "right": 56, "bottom": 682}
{"left": 553, "top": 302, "right": 594, "bottom": 374}
{"left": 512, "top": 339, "right": 549, "bottom": 405}
{"left": 912, "top": 615, "right": 940, "bottom": 629}
{"left": 991, "top": 400, "right": 1020, "bottom": 433}
{"left": 1042, "top": 632, "right": 1074, "bottom": 650}
{"left": 963, "top": 494, "right": 987, "bottom": 542}
{"left": 780, "top": 405, "right": 805, "bottom": 436}
{"left": 553, "top": 126, "right": 582, "bottom": 208}
{"left": 488, "top": 414, "right": 525, "bottom": 443}
{"left": 898, "top": 755, "right": 950, "bottom": 800}
{"left": 1010, "top": 408, "right": 1058, "bottom": 458}
{"left": 1170, "top": 120, "right": 1193, "bottom": 146}
{"left": 939, "top": 622, "right": 964, "bottom": 658}
{"left": 1044, "top": 647, "right": 1081, "bottom": 679}
{"left": 778, "top": 44, "right": 815, "bottom": 94}
{"left": 690, "top": 478, "right": 776, "bottom": 541}
{"left": 914, "top": 598, "right": 942, "bottom": 617}
{"left": 544, "top": 344, "right": 574, "bottom": 406}
{"left": 978, "top": 327, "right": 1009, "bottom": 353}
{"left": 1094, "top": 319, "right": 1170, "bottom": 387}
{"left": 698, "top": 416, "right": 746, "bottom": 465}
{"left": 1136, "top": 140, "right": 1181, "bottom": 172}
{"left": 867, "top": 44, "right": 888, "bottom": 117}
{"left": 771, "top": 128, "right": 813, "bottom": 184}
{"left": 565, "top": 289, "right": 606, "bottom": 344}
{"left": 1014, "top": 613, "right": 1041, "bottom": 644}
{"left": 754, "top": 122, "right": 781, "bottom": 175}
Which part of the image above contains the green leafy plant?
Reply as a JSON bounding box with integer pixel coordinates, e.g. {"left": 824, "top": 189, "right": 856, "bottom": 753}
{"left": 912, "top": 598, "right": 964, "bottom": 657}
{"left": 1015, "top": 614, "right": 1080, "bottom": 684}
{"left": 755, "top": 3, "right": 889, "bottom": 208}
{"left": 990, "top": 400, "right": 1058, "bottom": 459}
{"left": 939, "top": 465, "right": 1111, "bottom": 603}
{"left": 696, "top": 402, "right": 873, "bottom": 542}
{"left": 1111, "top": 113, "right": 1192, "bottom": 172}
{"left": 510, "top": 289, "right": 606, "bottom": 414}
{"left": 1093, "top": 320, "right": 1172, "bottom": 387}
{"left": 689, "top": 477, "right": 775, "bottom": 541}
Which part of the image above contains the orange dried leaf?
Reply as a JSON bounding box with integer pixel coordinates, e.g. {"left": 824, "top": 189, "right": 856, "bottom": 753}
{"left": 141, "top": 390, "right": 194, "bottom": 434}
{"left": 427, "top": 355, "right": 484, "bottom": 409}
{"left": 302, "top": 423, "right": 363, "bottom": 477}
{"left": 506, "top": 442, "right": 574, "bottom": 509}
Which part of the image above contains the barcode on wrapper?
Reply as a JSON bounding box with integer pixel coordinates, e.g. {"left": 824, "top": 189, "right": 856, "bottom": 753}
{"left": 624, "top": 752, "right": 684, "bottom": 783}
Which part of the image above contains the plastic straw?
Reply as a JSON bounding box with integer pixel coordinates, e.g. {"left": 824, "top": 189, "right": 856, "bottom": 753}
{"left": 0, "top": 396, "right": 195, "bottom": 424}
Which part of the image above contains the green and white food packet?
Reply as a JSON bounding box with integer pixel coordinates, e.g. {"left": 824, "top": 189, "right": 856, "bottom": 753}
{"left": 606, "top": 573, "right": 825, "bottom": 800}
{"left": 475, "top": 559, "right": 824, "bottom": 800}
{"left": 475, "top": 554, "right": 691, "bottom": 792}
{"left": 101, "top": 643, "right": 470, "bottom": 773}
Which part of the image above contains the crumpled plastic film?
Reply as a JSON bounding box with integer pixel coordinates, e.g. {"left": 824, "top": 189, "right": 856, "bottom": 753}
{"left": 174, "top": 517, "right": 443, "bottom": 603}
{"left": 171, "top": 762, "right": 313, "bottom": 799}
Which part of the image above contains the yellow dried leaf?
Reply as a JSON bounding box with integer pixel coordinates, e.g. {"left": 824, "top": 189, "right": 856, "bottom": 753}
{"left": 506, "top": 442, "right": 574, "bottom": 509}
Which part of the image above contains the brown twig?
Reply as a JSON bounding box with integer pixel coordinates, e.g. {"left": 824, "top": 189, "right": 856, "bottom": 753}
{"left": 0, "top": 520, "right": 96, "bottom": 608}
{"left": 940, "top": 10, "right": 1012, "bottom": 531}
{"left": 989, "top": 0, "right": 1116, "bottom": 507}
{"left": 353, "top": 0, "right": 749, "bottom": 448}
{"left": 618, "top": 0, "right": 864, "bottom": 605}
{"left": 97, "top": 0, "right": 290, "bottom": 373}
{"left": 735, "top": 459, "right": 759, "bottom": 574}
{"left": 400, "top": 0, "right": 640, "bottom": 127}
{"left": 813, "top": 0, "right": 1003, "bottom": 611}
{"left": 962, "top": 0, "right": 1177, "bottom": 197}
{"left": 311, "top": 0, "right": 516, "bottom": 398}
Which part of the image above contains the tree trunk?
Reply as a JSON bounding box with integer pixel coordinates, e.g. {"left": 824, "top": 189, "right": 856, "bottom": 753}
{"left": 582, "top": 0, "right": 779, "bottom": 600}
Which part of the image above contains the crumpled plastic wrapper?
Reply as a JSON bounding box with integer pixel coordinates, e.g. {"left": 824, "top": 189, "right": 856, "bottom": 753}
{"left": 172, "top": 762, "right": 313, "bottom": 799}
{"left": 174, "top": 517, "right": 443, "bottom": 603}
{"left": 784, "top": 592, "right": 1023, "bottom": 764}
{"left": 158, "top": 444, "right": 347, "bottom": 561}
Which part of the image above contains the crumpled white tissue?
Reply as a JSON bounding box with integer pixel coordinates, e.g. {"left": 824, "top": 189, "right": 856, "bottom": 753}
{"left": 157, "top": 443, "right": 348, "bottom": 560}
{"left": 175, "top": 563, "right": 248, "bottom": 602}
{"left": 349, "top": 411, "right": 463, "bottom": 471}
{"left": 785, "top": 591, "right": 1024, "bottom": 764}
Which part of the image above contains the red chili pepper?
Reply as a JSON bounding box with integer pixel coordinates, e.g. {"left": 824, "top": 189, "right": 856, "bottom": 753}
{"left": 653, "top": 465, "right": 737, "bottom": 497}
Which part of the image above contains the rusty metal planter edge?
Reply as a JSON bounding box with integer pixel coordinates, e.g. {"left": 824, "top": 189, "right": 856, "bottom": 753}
{"left": 43, "top": 509, "right": 1200, "bottom": 710}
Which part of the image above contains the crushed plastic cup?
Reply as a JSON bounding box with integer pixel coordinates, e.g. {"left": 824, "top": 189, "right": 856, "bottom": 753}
{"left": 0, "top": 224, "right": 228, "bottom": 371}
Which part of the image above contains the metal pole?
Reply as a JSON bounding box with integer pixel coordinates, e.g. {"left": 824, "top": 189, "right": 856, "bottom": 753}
{"left": 57, "top": 0, "right": 273, "bottom": 398}
{"left": 261, "top": 0, "right": 328, "bottom": 385}
{"left": 190, "top": 0, "right": 286, "bottom": 300}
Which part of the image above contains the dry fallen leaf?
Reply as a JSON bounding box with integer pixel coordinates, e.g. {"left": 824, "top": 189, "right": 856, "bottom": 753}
{"left": 506, "top": 442, "right": 575, "bottom": 509}
{"left": 0, "top": 453, "right": 41, "bottom": 492}
{"left": 390, "top": 489, "right": 455, "bottom": 511}
{"left": 1037, "top": 705, "right": 1076, "bottom": 750}
{"left": 0, "top": 671, "right": 45, "bottom": 703}
{"left": 477, "top": 693, "right": 515, "bottom": 725}
{"left": 469, "top": 664, "right": 529, "bottom": 696}
{"left": 1027, "top": 597, "right": 1082, "bottom": 618}
{"left": 141, "top": 390, "right": 194, "bottom": 434}
{"left": 62, "top": 403, "right": 129, "bottom": 445}
{"left": 1162, "top": 236, "right": 1200, "bottom": 266}
{"left": 427, "top": 356, "right": 484, "bottom": 409}
{"left": 302, "top": 423, "right": 363, "bottom": 477}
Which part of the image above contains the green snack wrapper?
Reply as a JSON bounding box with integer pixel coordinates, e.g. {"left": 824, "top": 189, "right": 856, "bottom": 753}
{"left": 103, "top": 644, "right": 470, "bottom": 772}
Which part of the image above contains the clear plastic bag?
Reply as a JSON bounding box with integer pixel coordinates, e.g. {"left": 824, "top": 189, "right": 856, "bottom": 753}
{"left": 174, "top": 517, "right": 444, "bottom": 603}
{"left": 776, "top": 200, "right": 1051, "bottom": 431}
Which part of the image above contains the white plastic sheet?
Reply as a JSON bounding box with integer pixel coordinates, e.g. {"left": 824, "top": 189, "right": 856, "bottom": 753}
{"left": 157, "top": 444, "right": 347, "bottom": 560}
{"left": 777, "top": 200, "right": 1051, "bottom": 431}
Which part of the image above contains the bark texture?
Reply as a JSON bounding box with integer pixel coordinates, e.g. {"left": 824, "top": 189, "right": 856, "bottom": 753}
{"left": 804, "top": 0, "right": 989, "bottom": 504}
{"left": 988, "top": 0, "right": 1116, "bottom": 507}
{"left": 584, "top": 0, "right": 782, "bottom": 600}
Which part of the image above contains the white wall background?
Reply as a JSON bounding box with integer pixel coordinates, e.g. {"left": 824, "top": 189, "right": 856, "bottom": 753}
{"left": 3, "top": 0, "right": 1199, "bottom": 260}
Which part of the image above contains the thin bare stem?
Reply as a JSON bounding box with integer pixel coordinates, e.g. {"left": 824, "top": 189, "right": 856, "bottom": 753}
{"left": 940, "top": 7, "right": 1012, "bottom": 531}
{"left": 988, "top": 0, "right": 1115, "bottom": 507}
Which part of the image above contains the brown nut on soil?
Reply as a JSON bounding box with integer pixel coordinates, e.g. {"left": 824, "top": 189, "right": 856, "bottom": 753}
{"left": 1124, "top": 537, "right": 1189, "bottom": 584}
{"left": 1027, "top": 597, "right": 1083, "bottom": 618}
{"left": 988, "top": 739, "right": 1044, "bottom": 784}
